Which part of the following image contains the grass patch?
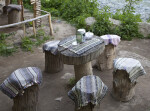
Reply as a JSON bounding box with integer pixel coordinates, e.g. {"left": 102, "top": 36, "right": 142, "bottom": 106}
{"left": 67, "top": 77, "right": 76, "bottom": 88}
{"left": 0, "top": 33, "right": 16, "bottom": 56}
{"left": 21, "top": 29, "right": 51, "bottom": 51}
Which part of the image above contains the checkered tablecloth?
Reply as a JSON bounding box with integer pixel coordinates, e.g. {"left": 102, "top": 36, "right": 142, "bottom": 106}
{"left": 100, "top": 34, "right": 121, "bottom": 46}
{"left": 43, "top": 40, "right": 60, "bottom": 55}
{"left": 0, "top": 67, "right": 42, "bottom": 99}
{"left": 68, "top": 75, "right": 108, "bottom": 109}
{"left": 59, "top": 36, "right": 103, "bottom": 55}
{"left": 114, "top": 58, "right": 146, "bottom": 83}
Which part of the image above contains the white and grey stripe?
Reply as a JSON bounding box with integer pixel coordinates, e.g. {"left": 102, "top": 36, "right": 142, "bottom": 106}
{"left": 114, "top": 58, "right": 146, "bottom": 83}
{"left": 68, "top": 75, "right": 108, "bottom": 109}
{"left": 0, "top": 67, "right": 42, "bottom": 99}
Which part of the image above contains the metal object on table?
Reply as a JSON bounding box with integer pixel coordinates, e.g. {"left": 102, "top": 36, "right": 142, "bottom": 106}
{"left": 76, "top": 29, "right": 86, "bottom": 44}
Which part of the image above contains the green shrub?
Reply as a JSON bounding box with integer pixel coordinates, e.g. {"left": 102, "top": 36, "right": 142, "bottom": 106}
{"left": 0, "top": 43, "right": 16, "bottom": 56}
{"left": 112, "top": 0, "right": 143, "bottom": 40}
{"left": 21, "top": 29, "right": 51, "bottom": 51}
{"left": 23, "top": 0, "right": 144, "bottom": 40}
{"left": 91, "top": 6, "right": 113, "bottom": 36}
{"left": 21, "top": 37, "right": 34, "bottom": 51}
{"left": 60, "top": 0, "right": 99, "bottom": 22}
{"left": 0, "top": 33, "right": 16, "bottom": 56}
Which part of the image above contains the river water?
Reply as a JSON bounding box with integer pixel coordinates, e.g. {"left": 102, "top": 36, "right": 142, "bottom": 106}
{"left": 97, "top": 0, "right": 150, "bottom": 22}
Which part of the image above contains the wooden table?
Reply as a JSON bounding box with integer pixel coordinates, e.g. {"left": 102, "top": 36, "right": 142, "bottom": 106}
{"left": 58, "top": 35, "right": 105, "bottom": 81}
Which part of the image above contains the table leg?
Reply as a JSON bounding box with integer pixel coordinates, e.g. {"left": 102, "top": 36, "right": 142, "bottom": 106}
{"left": 74, "top": 62, "right": 93, "bottom": 81}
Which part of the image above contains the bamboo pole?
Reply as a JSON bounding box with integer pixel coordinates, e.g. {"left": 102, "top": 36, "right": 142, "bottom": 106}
{"left": 48, "top": 13, "right": 53, "bottom": 36}
{"left": 32, "top": 21, "right": 36, "bottom": 37}
{"left": 23, "top": 24, "right": 26, "bottom": 37}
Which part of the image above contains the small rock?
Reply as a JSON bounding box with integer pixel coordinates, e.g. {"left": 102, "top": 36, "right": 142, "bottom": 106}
{"left": 55, "top": 97, "right": 63, "bottom": 102}
{"left": 61, "top": 73, "right": 74, "bottom": 80}
{"left": 85, "top": 17, "right": 96, "bottom": 26}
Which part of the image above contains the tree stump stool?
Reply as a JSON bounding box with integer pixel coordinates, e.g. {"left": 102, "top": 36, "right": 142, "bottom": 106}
{"left": 7, "top": 4, "right": 21, "bottom": 24}
{"left": 68, "top": 75, "right": 108, "bottom": 111}
{"left": 43, "top": 40, "right": 64, "bottom": 73}
{"left": 112, "top": 58, "right": 146, "bottom": 101}
{"left": 0, "top": 67, "right": 42, "bottom": 111}
{"left": 2, "top": 6, "right": 7, "bottom": 14}
{"left": 95, "top": 35, "right": 121, "bottom": 71}
{"left": 12, "top": 85, "right": 39, "bottom": 111}
{"left": 58, "top": 35, "right": 105, "bottom": 81}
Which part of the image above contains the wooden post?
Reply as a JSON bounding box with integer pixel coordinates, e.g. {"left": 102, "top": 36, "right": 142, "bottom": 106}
{"left": 95, "top": 44, "right": 116, "bottom": 71}
{"left": 32, "top": 20, "right": 36, "bottom": 37}
{"left": 48, "top": 13, "right": 53, "bottom": 36}
{"left": 20, "top": 0, "right": 24, "bottom": 21}
{"left": 17, "top": 0, "right": 21, "bottom": 5}
{"left": 75, "top": 103, "right": 100, "bottom": 111}
{"left": 5, "top": 0, "right": 10, "bottom": 6}
{"left": 45, "top": 51, "right": 64, "bottom": 73}
{"left": 23, "top": 24, "right": 26, "bottom": 37}
{"left": 112, "top": 70, "right": 136, "bottom": 102}
{"left": 12, "top": 85, "right": 39, "bottom": 111}
{"left": 74, "top": 62, "right": 93, "bottom": 82}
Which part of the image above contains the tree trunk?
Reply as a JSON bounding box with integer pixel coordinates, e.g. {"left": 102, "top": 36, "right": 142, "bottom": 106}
{"left": 74, "top": 62, "right": 93, "bottom": 81}
{"left": 45, "top": 51, "right": 64, "bottom": 73}
{"left": 12, "top": 85, "right": 39, "bottom": 111}
{"left": 8, "top": 10, "right": 21, "bottom": 24}
{"left": 112, "top": 70, "right": 136, "bottom": 102}
{"left": 96, "top": 44, "right": 116, "bottom": 71}
{"left": 75, "top": 103, "right": 100, "bottom": 111}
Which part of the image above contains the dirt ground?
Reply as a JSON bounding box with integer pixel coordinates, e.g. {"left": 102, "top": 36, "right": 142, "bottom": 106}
{"left": 0, "top": 9, "right": 150, "bottom": 111}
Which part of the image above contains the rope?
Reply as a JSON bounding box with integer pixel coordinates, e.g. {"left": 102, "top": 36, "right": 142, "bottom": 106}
{"left": 0, "top": 10, "right": 50, "bottom": 29}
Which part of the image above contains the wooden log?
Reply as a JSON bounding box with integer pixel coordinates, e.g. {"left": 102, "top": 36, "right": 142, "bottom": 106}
{"left": 2, "top": 6, "right": 7, "bottom": 14}
{"left": 112, "top": 70, "right": 136, "bottom": 102}
{"left": 34, "top": 0, "right": 41, "bottom": 27}
{"left": 48, "top": 14, "right": 53, "bottom": 36}
{"left": 45, "top": 51, "right": 64, "bottom": 73}
{"left": 5, "top": 0, "right": 10, "bottom": 6}
{"left": 75, "top": 103, "right": 100, "bottom": 111}
{"left": 8, "top": 9, "right": 21, "bottom": 24}
{"left": 12, "top": 85, "right": 39, "bottom": 111}
{"left": 32, "top": 20, "right": 36, "bottom": 37}
{"left": 95, "top": 44, "right": 116, "bottom": 71}
{"left": 74, "top": 62, "right": 93, "bottom": 81}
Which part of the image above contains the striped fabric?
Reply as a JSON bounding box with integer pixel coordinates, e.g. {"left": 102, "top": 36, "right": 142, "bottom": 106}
{"left": 59, "top": 35, "right": 103, "bottom": 55}
{"left": 0, "top": 67, "right": 42, "bottom": 99}
{"left": 68, "top": 75, "right": 108, "bottom": 109}
{"left": 59, "top": 36, "right": 76, "bottom": 49}
{"left": 114, "top": 58, "right": 146, "bottom": 83}
{"left": 70, "top": 38, "right": 102, "bottom": 55}
{"left": 100, "top": 34, "right": 121, "bottom": 46}
{"left": 43, "top": 40, "right": 60, "bottom": 55}
{"left": 7, "top": 4, "right": 22, "bottom": 13}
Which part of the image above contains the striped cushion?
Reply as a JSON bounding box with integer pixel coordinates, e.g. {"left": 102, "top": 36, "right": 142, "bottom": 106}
{"left": 0, "top": 67, "right": 42, "bottom": 99}
{"left": 68, "top": 75, "right": 108, "bottom": 109}
{"left": 43, "top": 40, "right": 60, "bottom": 55}
{"left": 114, "top": 58, "right": 146, "bottom": 82}
{"left": 100, "top": 34, "right": 121, "bottom": 46}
